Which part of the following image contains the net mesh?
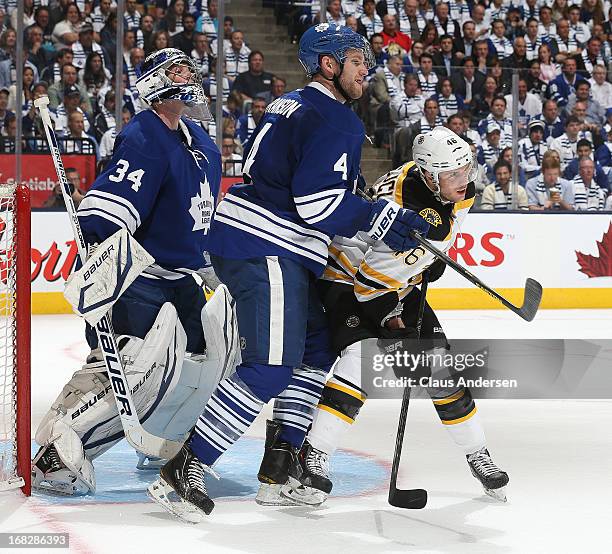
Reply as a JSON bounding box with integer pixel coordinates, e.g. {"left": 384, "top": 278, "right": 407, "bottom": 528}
{"left": 0, "top": 184, "right": 20, "bottom": 490}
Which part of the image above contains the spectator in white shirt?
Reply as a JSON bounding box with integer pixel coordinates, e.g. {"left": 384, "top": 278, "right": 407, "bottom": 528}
{"left": 589, "top": 64, "right": 612, "bottom": 109}
{"left": 390, "top": 73, "right": 425, "bottom": 127}
{"left": 573, "top": 158, "right": 606, "bottom": 211}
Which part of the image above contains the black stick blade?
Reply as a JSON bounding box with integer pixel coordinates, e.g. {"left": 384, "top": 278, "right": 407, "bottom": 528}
{"left": 388, "top": 488, "right": 428, "bottom": 509}
{"left": 518, "top": 278, "right": 543, "bottom": 322}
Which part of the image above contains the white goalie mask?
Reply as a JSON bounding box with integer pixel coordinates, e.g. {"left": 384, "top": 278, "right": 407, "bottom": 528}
{"left": 136, "top": 48, "right": 212, "bottom": 121}
{"left": 412, "top": 127, "right": 476, "bottom": 203}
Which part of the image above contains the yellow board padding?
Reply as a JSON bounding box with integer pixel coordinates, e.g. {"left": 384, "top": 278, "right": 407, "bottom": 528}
{"left": 427, "top": 288, "right": 612, "bottom": 310}
{"left": 32, "top": 292, "right": 73, "bottom": 314}
{"left": 30, "top": 287, "right": 612, "bottom": 315}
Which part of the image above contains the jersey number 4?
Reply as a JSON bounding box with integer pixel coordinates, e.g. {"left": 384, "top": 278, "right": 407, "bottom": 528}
{"left": 243, "top": 122, "right": 350, "bottom": 183}
{"left": 108, "top": 159, "right": 146, "bottom": 192}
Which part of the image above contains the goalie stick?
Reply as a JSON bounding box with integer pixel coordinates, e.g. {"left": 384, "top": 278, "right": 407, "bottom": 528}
{"left": 409, "top": 232, "right": 542, "bottom": 322}
{"left": 35, "top": 96, "right": 182, "bottom": 460}
{"left": 388, "top": 269, "right": 430, "bottom": 510}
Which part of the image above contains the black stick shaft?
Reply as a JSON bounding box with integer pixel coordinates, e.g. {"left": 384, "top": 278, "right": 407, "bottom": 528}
{"left": 388, "top": 270, "right": 429, "bottom": 503}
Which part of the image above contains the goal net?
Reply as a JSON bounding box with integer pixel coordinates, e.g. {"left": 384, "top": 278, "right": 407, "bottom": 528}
{"left": 0, "top": 184, "right": 30, "bottom": 495}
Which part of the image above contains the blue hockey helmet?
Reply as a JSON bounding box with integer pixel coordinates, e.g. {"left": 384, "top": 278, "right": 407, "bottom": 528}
{"left": 298, "top": 23, "right": 375, "bottom": 77}
{"left": 136, "top": 48, "right": 211, "bottom": 121}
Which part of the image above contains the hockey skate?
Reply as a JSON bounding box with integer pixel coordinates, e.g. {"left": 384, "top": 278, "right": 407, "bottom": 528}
{"left": 467, "top": 447, "right": 509, "bottom": 502}
{"left": 147, "top": 444, "right": 216, "bottom": 524}
{"left": 281, "top": 440, "right": 332, "bottom": 506}
{"left": 31, "top": 444, "right": 91, "bottom": 496}
{"left": 256, "top": 420, "right": 300, "bottom": 506}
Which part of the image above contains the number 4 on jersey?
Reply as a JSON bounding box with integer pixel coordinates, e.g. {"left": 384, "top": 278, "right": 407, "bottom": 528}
{"left": 108, "top": 159, "right": 146, "bottom": 192}
{"left": 334, "top": 153, "right": 348, "bottom": 181}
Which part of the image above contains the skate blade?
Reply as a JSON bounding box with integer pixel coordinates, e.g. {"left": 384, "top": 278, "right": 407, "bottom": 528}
{"left": 147, "top": 478, "right": 207, "bottom": 524}
{"left": 255, "top": 483, "right": 301, "bottom": 506}
{"left": 484, "top": 486, "right": 507, "bottom": 503}
{"left": 136, "top": 455, "right": 166, "bottom": 470}
{"left": 32, "top": 481, "right": 82, "bottom": 496}
{"left": 280, "top": 478, "right": 328, "bottom": 507}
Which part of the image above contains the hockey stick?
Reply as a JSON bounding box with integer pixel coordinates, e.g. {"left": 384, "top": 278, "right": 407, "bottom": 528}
{"left": 35, "top": 96, "right": 182, "bottom": 460}
{"left": 388, "top": 269, "right": 429, "bottom": 510}
{"left": 410, "top": 232, "right": 542, "bottom": 322}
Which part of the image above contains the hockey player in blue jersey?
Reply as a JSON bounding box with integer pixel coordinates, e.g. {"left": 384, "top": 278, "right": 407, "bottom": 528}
{"left": 147, "top": 25, "right": 430, "bottom": 522}
{"left": 32, "top": 49, "right": 237, "bottom": 496}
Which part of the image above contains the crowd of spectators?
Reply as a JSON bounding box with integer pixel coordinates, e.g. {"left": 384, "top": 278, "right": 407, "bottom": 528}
{"left": 1, "top": 0, "right": 611, "bottom": 211}
{"left": 0, "top": 0, "right": 285, "bottom": 181}
{"left": 274, "top": 0, "right": 611, "bottom": 210}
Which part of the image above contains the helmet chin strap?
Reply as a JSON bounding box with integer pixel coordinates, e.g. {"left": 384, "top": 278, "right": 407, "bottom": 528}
{"left": 319, "top": 60, "right": 353, "bottom": 103}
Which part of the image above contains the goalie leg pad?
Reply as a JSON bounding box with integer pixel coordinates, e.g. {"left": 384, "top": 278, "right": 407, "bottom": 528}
{"left": 142, "top": 285, "right": 240, "bottom": 442}
{"left": 35, "top": 303, "right": 188, "bottom": 465}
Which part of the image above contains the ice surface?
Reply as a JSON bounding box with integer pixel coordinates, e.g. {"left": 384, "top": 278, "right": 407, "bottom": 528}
{"left": 0, "top": 311, "right": 610, "bottom": 553}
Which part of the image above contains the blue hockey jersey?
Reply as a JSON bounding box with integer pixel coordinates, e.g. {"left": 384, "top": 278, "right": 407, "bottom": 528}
{"left": 209, "top": 83, "right": 374, "bottom": 276}
{"left": 78, "top": 109, "right": 221, "bottom": 286}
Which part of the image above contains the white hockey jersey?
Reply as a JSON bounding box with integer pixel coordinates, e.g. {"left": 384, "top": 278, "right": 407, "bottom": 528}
{"left": 322, "top": 161, "right": 475, "bottom": 325}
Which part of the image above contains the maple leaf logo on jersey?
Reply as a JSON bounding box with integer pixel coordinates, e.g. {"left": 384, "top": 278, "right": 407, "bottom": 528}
{"left": 575, "top": 222, "right": 612, "bottom": 278}
{"left": 189, "top": 177, "right": 214, "bottom": 233}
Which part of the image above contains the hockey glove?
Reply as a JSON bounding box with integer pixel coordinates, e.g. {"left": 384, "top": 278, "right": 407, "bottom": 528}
{"left": 364, "top": 199, "right": 430, "bottom": 252}
{"left": 427, "top": 258, "right": 446, "bottom": 283}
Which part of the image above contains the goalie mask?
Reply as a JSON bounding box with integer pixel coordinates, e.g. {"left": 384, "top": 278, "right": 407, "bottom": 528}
{"left": 136, "top": 48, "right": 212, "bottom": 121}
{"left": 412, "top": 127, "right": 477, "bottom": 204}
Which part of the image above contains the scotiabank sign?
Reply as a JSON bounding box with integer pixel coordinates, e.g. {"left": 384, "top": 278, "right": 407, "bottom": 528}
{"left": 21, "top": 212, "right": 612, "bottom": 298}
{"left": 0, "top": 154, "right": 96, "bottom": 208}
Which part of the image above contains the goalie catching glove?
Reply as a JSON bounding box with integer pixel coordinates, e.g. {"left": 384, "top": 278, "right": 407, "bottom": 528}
{"left": 364, "top": 199, "right": 430, "bottom": 252}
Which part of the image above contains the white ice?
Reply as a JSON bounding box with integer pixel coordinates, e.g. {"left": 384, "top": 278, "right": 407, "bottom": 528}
{"left": 1, "top": 310, "right": 611, "bottom": 554}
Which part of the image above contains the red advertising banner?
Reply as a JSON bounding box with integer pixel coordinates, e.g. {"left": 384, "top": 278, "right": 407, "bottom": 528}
{"left": 0, "top": 154, "right": 97, "bottom": 208}
{"left": 221, "top": 176, "right": 242, "bottom": 197}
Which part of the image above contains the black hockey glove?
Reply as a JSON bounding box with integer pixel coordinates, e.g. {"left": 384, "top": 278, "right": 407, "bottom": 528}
{"left": 427, "top": 258, "right": 446, "bottom": 283}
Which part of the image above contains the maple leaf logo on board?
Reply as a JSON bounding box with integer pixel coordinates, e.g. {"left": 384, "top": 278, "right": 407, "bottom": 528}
{"left": 575, "top": 222, "right": 612, "bottom": 278}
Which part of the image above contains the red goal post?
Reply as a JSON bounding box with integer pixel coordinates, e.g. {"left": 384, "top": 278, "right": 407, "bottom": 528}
{"left": 0, "top": 183, "right": 31, "bottom": 496}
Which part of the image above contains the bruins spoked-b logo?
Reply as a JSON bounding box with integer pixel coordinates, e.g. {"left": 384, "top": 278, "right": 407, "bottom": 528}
{"left": 419, "top": 207, "right": 442, "bottom": 227}
{"left": 346, "top": 315, "right": 360, "bottom": 328}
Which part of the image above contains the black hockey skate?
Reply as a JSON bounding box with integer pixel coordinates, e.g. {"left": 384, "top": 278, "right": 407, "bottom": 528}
{"left": 147, "top": 444, "right": 215, "bottom": 523}
{"left": 467, "top": 447, "right": 509, "bottom": 502}
{"left": 256, "top": 420, "right": 300, "bottom": 506}
{"left": 281, "top": 440, "right": 332, "bottom": 506}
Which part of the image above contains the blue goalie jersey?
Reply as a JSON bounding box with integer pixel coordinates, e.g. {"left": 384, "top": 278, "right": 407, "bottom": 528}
{"left": 208, "top": 83, "right": 374, "bottom": 276}
{"left": 78, "top": 110, "right": 221, "bottom": 285}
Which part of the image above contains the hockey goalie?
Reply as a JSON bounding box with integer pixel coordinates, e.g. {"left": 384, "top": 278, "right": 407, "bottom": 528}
{"left": 32, "top": 48, "right": 240, "bottom": 496}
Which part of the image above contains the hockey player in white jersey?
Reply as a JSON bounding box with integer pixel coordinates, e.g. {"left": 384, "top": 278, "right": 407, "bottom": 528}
{"left": 283, "top": 127, "right": 510, "bottom": 505}
{"left": 32, "top": 49, "right": 240, "bottom": 496}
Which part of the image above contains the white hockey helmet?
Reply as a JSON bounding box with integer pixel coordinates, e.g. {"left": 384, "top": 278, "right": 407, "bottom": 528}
{"left": 412, "top": 127, "right": 476, "bottom": 202}
{"left": 136, "top": 48, "right": 211, "bottom": 121}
